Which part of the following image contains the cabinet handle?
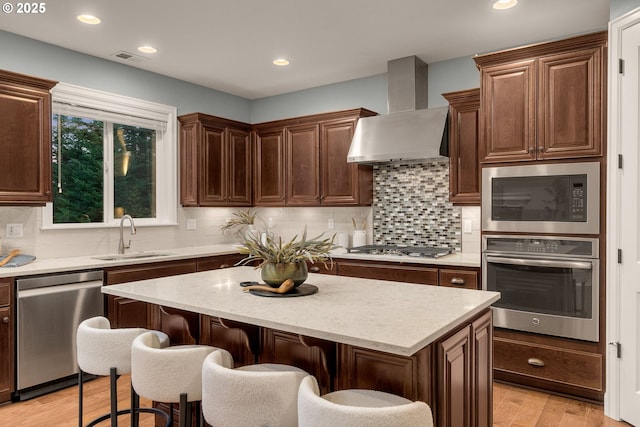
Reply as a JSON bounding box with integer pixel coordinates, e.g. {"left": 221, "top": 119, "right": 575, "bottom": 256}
{"left": 450, "top": 277, "right": 465, "bottom": 285}
{"left": 528, "top": 147, "right": 534, "bottom": 153}
{"left": 219, "top": 264, "right": 230, "bottom": 269}
{"left": 2, "top": 317, "right": 8, "bottom": 324}
{"left": 527, "top": 357, "right": 545, "bottom": 367}
{"left": 309, "top": 266, "right": 320, "bottom": 273}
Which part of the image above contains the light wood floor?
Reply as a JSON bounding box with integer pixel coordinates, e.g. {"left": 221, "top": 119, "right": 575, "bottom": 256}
{"left": 0, "top": 377, "right": 633, "bottom": 426}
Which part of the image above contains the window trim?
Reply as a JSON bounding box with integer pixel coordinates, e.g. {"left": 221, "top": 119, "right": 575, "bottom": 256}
{"left": 42, "top": 82, "right": 178, "bottom": 229}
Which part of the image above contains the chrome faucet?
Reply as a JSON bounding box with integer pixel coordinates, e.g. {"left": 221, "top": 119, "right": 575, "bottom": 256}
{"left": 118, "top": 214, "right": 136, "bottom": 254}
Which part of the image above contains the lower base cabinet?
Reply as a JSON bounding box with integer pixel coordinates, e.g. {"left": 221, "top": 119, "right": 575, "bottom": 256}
{"left": 493, "top": 328, "right": 603, "bottom": 401}
{"left": 0, "top": 278, "right": 13, "bottom": 404}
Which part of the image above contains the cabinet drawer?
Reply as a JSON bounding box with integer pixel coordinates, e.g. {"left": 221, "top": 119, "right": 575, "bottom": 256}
{"left": 494, "top": 336, "right": 602, "bottom": 391}
{"left": 337, "top": 261, "right": 438, "bottom": 285}
{"left": 0, "top": 281, "right": 10, "bottom": 307}
{"left": 197, "top": 254, "right": 247, "bottom": 271}
{"left": 439, "top": 270, "right": 478, "bottom": 290}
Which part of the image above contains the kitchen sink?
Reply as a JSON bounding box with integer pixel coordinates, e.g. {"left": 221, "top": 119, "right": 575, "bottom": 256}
{"left": 92, "top": 252, "right": 175, "bottom": 261}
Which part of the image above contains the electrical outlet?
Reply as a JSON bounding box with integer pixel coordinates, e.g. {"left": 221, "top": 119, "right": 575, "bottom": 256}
{"left": 328, "top": 218, "right": 335, "bottom": 230}
{"left": 6, "top": 223, "right": 23, "bottom": 238}
{"left": 268, "top": 217, "right": 274, "bottom": 228}
{"left": 463, "top": 219, "right": 473, "bottom": 234}
{"left": 187, "top": 219, "right": 197, "bottom": 230}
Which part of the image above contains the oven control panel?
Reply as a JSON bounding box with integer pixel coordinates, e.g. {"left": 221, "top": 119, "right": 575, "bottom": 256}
{"left": 483, "top": 235, "right": 598, "bottom": 258}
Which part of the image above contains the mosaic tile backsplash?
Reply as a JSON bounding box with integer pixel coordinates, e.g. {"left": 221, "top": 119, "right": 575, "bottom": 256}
{"left": 373, "top": 161, "right": 461, "bottom": 250}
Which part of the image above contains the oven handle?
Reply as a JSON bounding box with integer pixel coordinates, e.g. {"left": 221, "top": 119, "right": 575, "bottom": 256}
{"left": 484, "top": 255, "right": 592, "bottom": 270}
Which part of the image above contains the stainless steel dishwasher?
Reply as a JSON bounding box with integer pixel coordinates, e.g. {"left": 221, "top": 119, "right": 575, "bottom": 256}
{"left": 15, "top": 270, "right": 104, "bottom": 400}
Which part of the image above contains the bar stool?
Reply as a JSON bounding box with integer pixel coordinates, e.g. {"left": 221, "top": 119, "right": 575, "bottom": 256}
{"left": 131, "top": 331, "right": 217, "bottom": 427}
{"left": 201, "top": 348, "right": 310, "bottom": 427}
{"left": 76, "top": 316, "right": 170, "bottom": 427}
{"left": 297, "top": 376, "right": 434, "bottom": 427}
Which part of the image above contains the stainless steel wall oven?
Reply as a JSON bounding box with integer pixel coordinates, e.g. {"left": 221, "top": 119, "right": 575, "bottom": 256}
{"left": 482, "top": 235, "right": 599, "bottom": 341}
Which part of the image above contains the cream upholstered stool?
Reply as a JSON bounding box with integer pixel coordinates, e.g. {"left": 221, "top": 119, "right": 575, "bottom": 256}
{"left": 131, "top": 331, "right": 217, "bottom": 427}
{"left": 297, "top": 376, "right": 434, "bottom": 427}
{"left": 201, "top": 348, "right": 310, "bottom": 427}
{"left": 76, "top": 316, "right": 170, "bottom": 427}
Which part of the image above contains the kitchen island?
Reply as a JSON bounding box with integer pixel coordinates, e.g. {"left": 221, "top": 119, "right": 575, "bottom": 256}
{"left": 103, "top": 266, "right": 499, "bottom": 427}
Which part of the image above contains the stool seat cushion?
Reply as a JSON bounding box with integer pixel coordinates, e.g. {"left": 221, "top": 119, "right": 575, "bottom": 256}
{"left": 76, "top": 316, "right": 147, "bottom": 376}
{"left": 298, "top": 376, "right": 434, "bottom": 427}
{"left": 131, "top": 331, "right": 216, "bottom": 403}
{"left": 202, "top": 349, "right": 309, "bottom": 427}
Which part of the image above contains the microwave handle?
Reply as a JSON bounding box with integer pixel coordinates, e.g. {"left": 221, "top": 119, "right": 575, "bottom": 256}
{"left": 485, "top": 255, "right": 592, "bottom": 270}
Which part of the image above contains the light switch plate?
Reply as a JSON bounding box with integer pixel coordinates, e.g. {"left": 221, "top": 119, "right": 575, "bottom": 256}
{"left": 187, "top": 219, "right": 197, "bottom": 230}
{"left": 6, "top": 223, "right": 23, "bottom": 238}
{"left": 463, "top": 219, "right": 473, "bottom": 234}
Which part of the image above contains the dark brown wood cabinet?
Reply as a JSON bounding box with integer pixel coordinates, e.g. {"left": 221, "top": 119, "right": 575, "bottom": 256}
{"left": 253, "top": 109, "right": 376, "bottom": 207}
{"left": 474, "top": 31, "right": 606, "bottom": 163}
{"left": 178, "top": 113, "right": 252, "bottom": 207}
{"left": 335, "top": 258, "right": 481, "bottom": 289}
{"left": 320, "top": 117, "right": 373, "bottom": 206}
{"left": 253, "top": 126, "right": 286, "bottom": 205}
{"left": 104, "top": 259, "right": 198, "bottom": 329}
{"left": 0, "top": 70, "right": 57, "bottom": 205}
{"left": 442, "top": 88, "right": 480, "bottom": 205}
{"left": 0, "top": 278, "right": 14, "bottom": 403}
{"left": 493, "top": 328, "right": 603, "bottom": 401}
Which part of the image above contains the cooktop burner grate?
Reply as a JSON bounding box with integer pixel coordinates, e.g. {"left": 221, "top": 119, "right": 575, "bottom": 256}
{"left": 347, "top": 245, "right": 454, "bottom": 258}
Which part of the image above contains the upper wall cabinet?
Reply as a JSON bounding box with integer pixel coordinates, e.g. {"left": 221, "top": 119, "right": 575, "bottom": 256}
{"left": 0, "top": 70, "right": 57, "bottom": 205}
{"left": 474, "top": 31, "right": 607, "bottom": 163}
{"left": 178, "top": 113, "right": 252, "bottom": 207}
{"left": 253, "top": 108, "right": 377, "bottom": 207}
{"left": 443, "top": 88, "right": 480, "bottom": 205}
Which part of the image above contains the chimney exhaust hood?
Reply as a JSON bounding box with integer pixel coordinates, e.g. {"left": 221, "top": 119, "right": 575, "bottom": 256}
{"left": 347, "top": 56, "right": 449, "bottom": 163}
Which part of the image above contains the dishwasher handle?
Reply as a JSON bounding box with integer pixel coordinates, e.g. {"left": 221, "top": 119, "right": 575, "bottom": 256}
{"left": 16, "top": 270, "right": 103, "bottom": 291}
{"left": 17, "top": 280, "right": 103, "bottom": 298}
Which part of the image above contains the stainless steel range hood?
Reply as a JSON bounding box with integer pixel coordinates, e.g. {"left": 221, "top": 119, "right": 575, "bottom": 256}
{"left": 347, "top": 56, "right": 449, "bottom": 163}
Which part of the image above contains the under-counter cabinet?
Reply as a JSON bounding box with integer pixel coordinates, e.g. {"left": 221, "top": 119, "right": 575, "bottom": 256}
{"left": 442, "top": 88, "right": 480, "bottom": 205}
{"left": 253, "top": 108, "right": 376, "bottom": 206}
{"left": 0, "top": 278, "right": 13, "bottom": 403}
{"left": 0, "top": 70, "right": 57, "bottom": 205}
{"left": 493, "top": 328, "right": 603, "bottom": 401}
{"left": 474, "top": 31, "right": 606, "bottom": 163}
{"left": 178, "top": 113, "right": 252, "bottom": 207}
{"left": 336, "top": 259, "right": 480, "bottom": 289}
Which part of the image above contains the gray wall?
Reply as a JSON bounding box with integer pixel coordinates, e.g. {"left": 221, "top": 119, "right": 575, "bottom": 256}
{"left": 611, "top": 0, "right": 640, "bottom": 19}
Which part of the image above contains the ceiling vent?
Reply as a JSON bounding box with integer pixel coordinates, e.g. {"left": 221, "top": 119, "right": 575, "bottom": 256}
{"left": 111, "top": 51, "right": 149, "bottom": 63}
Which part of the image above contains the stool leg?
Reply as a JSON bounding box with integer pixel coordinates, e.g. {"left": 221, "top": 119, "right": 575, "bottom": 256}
{"left": 110, "top": 367, "right": 118, "bottom": 427}
{"left": 178, "top": 393, "right": 189, "bottom": 427}
{"left": 131, "top": 383, "right": 139, "bottom": 427}
{"left": 78, "top": 370, "right": 84, "bottom": 427}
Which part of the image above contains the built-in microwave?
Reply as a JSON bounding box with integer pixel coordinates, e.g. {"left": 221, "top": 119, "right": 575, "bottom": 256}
{"left": 481, "top": 162, "right": 600, "bottom": 235}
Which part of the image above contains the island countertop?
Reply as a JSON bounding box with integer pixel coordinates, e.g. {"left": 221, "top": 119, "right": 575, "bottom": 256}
{"left": 102, "top": 266, "right": 499, "bottom": 357}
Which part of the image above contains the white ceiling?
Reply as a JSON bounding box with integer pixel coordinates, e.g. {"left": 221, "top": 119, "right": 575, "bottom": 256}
{"left": 0, "top": 0, "right": 610, "bottom": 99}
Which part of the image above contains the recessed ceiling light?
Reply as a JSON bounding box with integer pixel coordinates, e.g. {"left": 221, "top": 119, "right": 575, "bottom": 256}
{"left": 77, "top": 15, "right": 101, "bottom": 25}
{"left": 493, "top": 0, "right": 517, "bottom": 10}
{"left": 273, "top": 58, "right": 290, "bottom": 66}
{"left": 138, "top": 46, "right": 158, "bottom": 54}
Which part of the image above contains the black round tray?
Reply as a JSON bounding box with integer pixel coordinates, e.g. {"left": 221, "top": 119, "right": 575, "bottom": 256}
{"left": 246, "top": 283, "right": 318, "bottom": 298}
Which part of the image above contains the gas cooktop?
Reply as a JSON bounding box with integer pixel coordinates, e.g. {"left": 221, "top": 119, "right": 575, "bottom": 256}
{"left": 346, "top": 245, "right": 454, "bottom": 259}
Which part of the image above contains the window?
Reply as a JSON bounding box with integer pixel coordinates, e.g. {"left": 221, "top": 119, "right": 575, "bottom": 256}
{"left": 42, "top": 83, "right": 177, "bottom": 229}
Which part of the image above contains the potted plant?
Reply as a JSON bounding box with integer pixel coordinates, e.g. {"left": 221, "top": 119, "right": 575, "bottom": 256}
{"left": 221, "top": 209, "right": 336, "bottom": 287}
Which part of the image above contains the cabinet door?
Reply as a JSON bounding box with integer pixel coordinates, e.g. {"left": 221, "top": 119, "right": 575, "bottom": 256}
{"left": 437, "top": 325, "right": 472, "bottom": 427}
{"left": 0, "top": 278, "right": 13, "bottom": 403}
{"left": 471, "top": 310, "right": 493, "bottom": 427}
{"left": 200, "top": 123, "right": 226, "bottom": 206}
{"left": 227, "top": 128, "right": 252, "bottom": 205}
{"left": 254, "top": 128, "right": 286, "bottom": 205}
{"left": 320, "top": 118, "right": 372, "bottom": 205}
{"left": 179, "top": 120, "right": 200, "bottom": 206}
{"left": 443, "top": 89, "right": 480, "bottom": 205}
{"left": 286, "top": 123, "right": 320, "bottom": 206}
{"left": 106, "top": 295, "right": 151, "bottom": 329}
{"left": 0, "top": 71, "right": 56, "bottom": 205}
{"left": 480, "top": 60, "right": 536, "bottom": 163}
{"left": 537, "top": 47, "right": 604, "bottom": 159}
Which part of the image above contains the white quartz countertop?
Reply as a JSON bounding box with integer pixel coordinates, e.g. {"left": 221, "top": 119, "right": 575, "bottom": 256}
{"left": 0, "top": 246, "right": 481, "bottom": 279}
{"left": 102, "top": 266, "right": 499, "bottom": 356}
{"left": 0, "top": 244, "right": 240, "bottom": 278}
